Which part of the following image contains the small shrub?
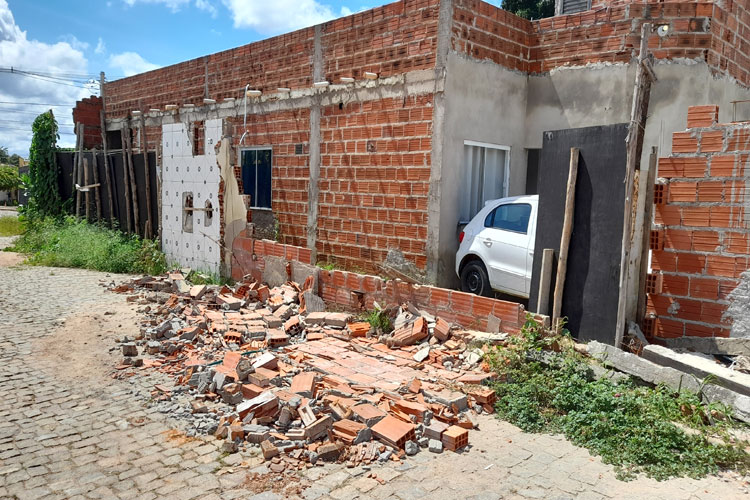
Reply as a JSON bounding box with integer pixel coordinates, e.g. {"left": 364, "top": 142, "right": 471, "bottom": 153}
{"left": 364, "top": 308, "right": 392, "bottom": 334}
{"left": 11, "top": 217, "right": 166, "bottom": 275}
{"left": 488, "top": 315, "right": 750, "bottom": 481}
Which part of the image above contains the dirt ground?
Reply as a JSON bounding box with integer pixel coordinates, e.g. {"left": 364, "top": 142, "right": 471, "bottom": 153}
{"left": 32, "top": 300, "right": 142, "bottom": 382}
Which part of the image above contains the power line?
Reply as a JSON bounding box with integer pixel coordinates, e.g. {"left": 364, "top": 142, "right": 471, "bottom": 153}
{"left": 0, "top": 101, "right": 73, "bottom": 106}
{"left": 0, "top": 66, "right": 123, "bottom": 79}
{"left": 0, "top": 119, "right": 75, "bottom": 126}
{"left": 0, "top": 125, "right": 75, "bottom": 135}
{"left": 0, "top": 69, "right": 96, "bottom": 89}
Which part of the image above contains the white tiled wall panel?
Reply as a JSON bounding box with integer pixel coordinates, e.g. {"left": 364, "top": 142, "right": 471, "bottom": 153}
{"left": 161, "top": 119, "right": 222, "bottom": 275}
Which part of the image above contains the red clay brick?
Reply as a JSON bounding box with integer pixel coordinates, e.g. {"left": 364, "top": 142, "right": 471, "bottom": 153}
{"left": 667, "top": 182, "right": 697, "bottom": 202}
{"left": 687, "top": 105, "right": 719, "bottom": 128}
{"left": 710, "top": 155, "right": 736, "bottom": 176}
{"left": 689, "top": 277, "right": 720, "bottom": 300}
{"left": 672, "top": 132, "right": 698, "bottom": 153}
{"left": 700, "top": 130, "right": 724, "bottom": 152}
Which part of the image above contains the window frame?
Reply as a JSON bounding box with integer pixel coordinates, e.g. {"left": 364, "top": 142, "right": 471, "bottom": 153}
{"left": 461, "top": 140, "right": 512, "bottom": 222}
{"left": 239, "top": 147, "right": 273, "bottom": 210}
{"left": 484, "top": 202, "right": 532, "bottom": 235}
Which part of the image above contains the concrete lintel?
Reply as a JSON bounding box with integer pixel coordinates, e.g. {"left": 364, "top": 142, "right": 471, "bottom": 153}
{"left": 587, "top": 341, "right": 750, "bottom": 422}
{"left": 642, "top": 344, "right": 750, "bottom": 397}
{"left": 105, "top": 69, "right": 439, "bottom": 131}
{"left": 663, "top": 337, "right": 750, "bottom": 357}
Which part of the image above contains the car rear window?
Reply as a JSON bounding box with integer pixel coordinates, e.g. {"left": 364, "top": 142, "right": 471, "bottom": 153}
{"left": 484, "top": 203, "right": 531, "bottom": 233}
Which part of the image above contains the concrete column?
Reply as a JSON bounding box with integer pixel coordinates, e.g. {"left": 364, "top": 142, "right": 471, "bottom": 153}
{"left": 307, "top": 25, "right": 323, "bottom": 261}
{"left": 425, "top": 0, "right": 453, "bottom": 285}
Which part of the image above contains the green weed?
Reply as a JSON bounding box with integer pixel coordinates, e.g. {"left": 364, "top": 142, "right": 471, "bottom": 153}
{"left": 0, "top": 215, "right": 23, "bottom": 236}
{"left": 488, "top": 315, "right": 750, "bottom": 481}
{"left": 10, "top": 216, "right": 167, "bottom": 275}
{"left": 187, "top": 270, "right": 232, "bottom": 286}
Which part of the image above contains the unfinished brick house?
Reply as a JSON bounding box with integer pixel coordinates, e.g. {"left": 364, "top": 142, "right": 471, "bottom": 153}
{"left": 84, "top": 0, "right": 750, "bottom": 286}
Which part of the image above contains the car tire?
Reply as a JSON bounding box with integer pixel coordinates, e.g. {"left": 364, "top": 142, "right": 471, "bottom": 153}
{"left": 460, "top": 260, "right": 492, "bottom": 297}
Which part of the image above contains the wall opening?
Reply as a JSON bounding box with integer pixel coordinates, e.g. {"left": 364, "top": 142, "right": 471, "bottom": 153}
{"left": 526, "top": 148, "right": 540, "bottom": 195}
{"left": 183, "top": 192, "right": 194, "bottom": 233}
{"left": 193, "top": 120, "right": 205, "bottom": 156}
{"left": 240, "top": 148, "right": 273, "bottom": 209}
{"left": 205, "top": 200, "right": 213, "bottom": 227}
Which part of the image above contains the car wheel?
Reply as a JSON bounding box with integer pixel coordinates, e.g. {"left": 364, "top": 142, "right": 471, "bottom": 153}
{"left": 460, "top": 261, "right": 492, "bottom": 297}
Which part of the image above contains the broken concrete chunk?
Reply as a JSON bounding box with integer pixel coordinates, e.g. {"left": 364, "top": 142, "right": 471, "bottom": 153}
{"left": 413, "top": 345, "right": 430, "bottom": 362}
{"left": 325, "top": 312, "right": 352, "bottom": 328}
{"left": 428, "top": 439, "right": 443, "bottom": 453}
{"left": 122, "top": 342, "right": 138, "bottom": 357}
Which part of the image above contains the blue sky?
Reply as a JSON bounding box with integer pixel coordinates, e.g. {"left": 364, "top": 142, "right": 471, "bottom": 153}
{"left": 0, "top": 0, "right": 501, "bottom": 155}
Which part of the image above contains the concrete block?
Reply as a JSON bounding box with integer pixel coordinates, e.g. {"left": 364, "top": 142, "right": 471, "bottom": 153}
{"left": 262, "top": 256, "right": 288, "bottom": 288}
{"left": 122, "top": 342, "right": 138, "bottom": 356}
{"left": 663, "top": 337, "right": 750, "bottom": 357}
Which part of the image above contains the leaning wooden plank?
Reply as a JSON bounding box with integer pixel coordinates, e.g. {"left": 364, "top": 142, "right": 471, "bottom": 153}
{"left": 124, "top": 126, "right": 140, "bottom": 236}
{"left": 92, "top": 148, "right": 102, "bottom": 221}
{"left": 140, "top": 114, "right": 153, "bottom": 240}
{"left": 120, "top": 128, "right": 132, "bottom": 234}
{"left": 83, "top": 157, "right": 90, "bottom": 221}
{"left": 552, "top": 147, "right": 579, "bottom": 332}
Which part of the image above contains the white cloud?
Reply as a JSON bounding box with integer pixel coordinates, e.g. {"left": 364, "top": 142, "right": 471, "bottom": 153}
{"left": 59, "top": 35, "right": 89, "bottom": 52}
{"left": 222, "top": 0, "right": 349, "bottom": 34}
{"left": 0, "top": 0, "right": 90, "bottom": 155}
{"left": 122, "top": 0, "right": 190, "bottom": 12}
{"left": 95, "top": 37, "right": 106, "bottom": 55}
{"left": 109, "top": 51, "right": 159, "bottom": 77}
{"left": 195, "top": 0, "right": 217, "bottom": 17}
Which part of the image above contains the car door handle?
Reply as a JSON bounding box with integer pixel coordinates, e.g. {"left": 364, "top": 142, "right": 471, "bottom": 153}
{"left": 483, "top": 238, "right": 492, "bottom": 247}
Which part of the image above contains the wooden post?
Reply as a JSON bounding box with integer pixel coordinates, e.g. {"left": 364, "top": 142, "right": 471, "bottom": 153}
{"left": 614, "top": 23, "right": 656, "bottom": 348}
{"left": 552, "top": 148, "right": 579, "bottom": 331}
{"left": 140, "top": 114, "right": 153, "bottom": 240}
{"left": 121, "top": 128, "right": 132, "bottom": 234}
{"left": 124, "top": 125, "right": 140, "bottom": 236}
{"left": 636, "top": 147, "right": 658, "bottom": 326}
{"left": 75, "top": 123, "right": 84, "bottom": 217}
{"left": 83, "top": 157, "right": 90, "bottom": 221}
{"left": 99, "top": 71, "right": 115, "bottom": 226}
{"left": 536, "top": 248, "right": 555, "bottom": 315}
{"left": 92, "top": 148, "right": 102, "bottom": 221}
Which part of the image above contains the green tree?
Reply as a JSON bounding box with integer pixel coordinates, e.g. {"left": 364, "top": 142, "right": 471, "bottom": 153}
{"left": 0, "top": 146, "right": 9, "bottom": 165}
{"left": 0, "top": 166, "right": 20, "bottom": 191}
{"left": 502, "top": 0, "right": 554, "bottom": 20}
{"left": 27, "top": 110, "right": 63, "bottom": 217}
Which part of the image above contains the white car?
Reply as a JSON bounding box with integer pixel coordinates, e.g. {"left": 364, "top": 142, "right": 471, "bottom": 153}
{"left": 455, "top": 195, "right": 538, "bottom": 298}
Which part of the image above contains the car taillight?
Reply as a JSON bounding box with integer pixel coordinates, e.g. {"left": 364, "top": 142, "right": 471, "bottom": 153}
{"left": 459, "top": 231, "right": 465, "bottom": 243}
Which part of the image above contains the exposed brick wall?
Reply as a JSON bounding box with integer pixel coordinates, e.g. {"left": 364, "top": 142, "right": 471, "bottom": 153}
{"left": 648, "top": 105, "right": 750, "bottom": 339}
{"left": 72, "top": 96, "right": 103, "bottom": 149}
{"left": 451, "top": 0, "right": 533, "bottom": 72}
{"left": 228, "top": 110, "right": 311, "bottom": 248}
{"left": 317, "top": 95, "right": 433, "bottom": 272}
{"left": 321, "top": 0, "right": 440, "bottom": 81}
{"left": 103, "top": 0, "right": 439, "bottom": 119}
{"left": 231, "top": 233, "right": 526, "bottom": 332}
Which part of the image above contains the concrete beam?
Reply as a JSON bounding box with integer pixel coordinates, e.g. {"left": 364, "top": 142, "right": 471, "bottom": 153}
{"left": 642, "top": 344, "right": 750, "bottom": 397}
{"left": 105, "top": 69, "right": 442, "bottom": 131}
{"left": 663, "top": 337, "right": 750, "bottom": 357}
{"left": 587, "top": 341, "right": 750, "bottom": 423}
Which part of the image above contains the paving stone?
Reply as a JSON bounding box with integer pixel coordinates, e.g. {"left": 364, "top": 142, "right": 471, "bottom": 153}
{"left": 0, "top": 259, "right": 745, "bottom": 500}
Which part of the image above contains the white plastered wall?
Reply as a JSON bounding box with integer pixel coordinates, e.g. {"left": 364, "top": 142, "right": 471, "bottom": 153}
{"left": 161, "top": 119, "right": 223, "bottom": 274}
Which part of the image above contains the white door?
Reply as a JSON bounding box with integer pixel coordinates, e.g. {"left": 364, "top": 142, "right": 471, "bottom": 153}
{"left": 481, "top": 203, "right": 533, "bottom": 295}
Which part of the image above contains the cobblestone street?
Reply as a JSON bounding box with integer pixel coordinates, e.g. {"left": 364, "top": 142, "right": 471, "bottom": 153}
{"left": 0, "top": 241, "right": 747, "bottom": 499}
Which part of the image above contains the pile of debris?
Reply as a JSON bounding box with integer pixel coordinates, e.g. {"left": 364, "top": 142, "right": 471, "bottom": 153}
{"left": 110, "top": 271, "right": 501, "bottom": 471}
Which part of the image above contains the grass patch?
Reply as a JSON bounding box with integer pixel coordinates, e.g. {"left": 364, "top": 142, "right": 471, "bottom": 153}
{"left": 10, "top": 216, "right": 167, "bottom": 275}
{"left": 0, "top": 215, "right": 23, "bottom": 236}
{"left": 488, "top": 316, "right": 750, "bottom": 481}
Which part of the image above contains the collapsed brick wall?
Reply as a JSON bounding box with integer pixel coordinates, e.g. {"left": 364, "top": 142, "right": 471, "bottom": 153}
{"left": 648, "top": 104, "right": 750, "bottom": 339}
{"left": 72, "top": 96, "right": 103, "bottom": 149}
{"left": 231, "top": 233, "right": 526, "bottom": 332}
{"left": 317, "top": 95, "right": 433, "bottom": 272}
{"left": 103, "top": 0, "right": 440, "bottom": 119}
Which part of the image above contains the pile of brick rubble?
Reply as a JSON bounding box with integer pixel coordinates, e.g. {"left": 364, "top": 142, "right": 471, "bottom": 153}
{"left": 109, "top": 271, "right": 501, "bottom": 472}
